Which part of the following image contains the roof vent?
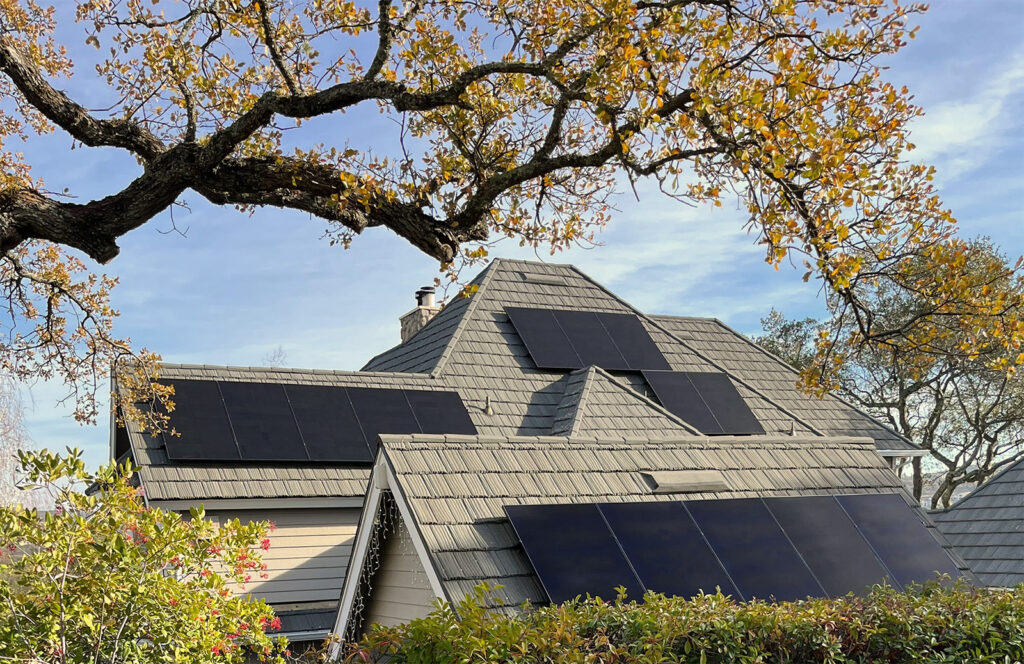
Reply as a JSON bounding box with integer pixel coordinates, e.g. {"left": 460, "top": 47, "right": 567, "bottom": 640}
{"left": 641, "top": 470, "right": 729, "bottom": 494}
{"left": 400, "top": 286, "right": 441, "bottom": 343}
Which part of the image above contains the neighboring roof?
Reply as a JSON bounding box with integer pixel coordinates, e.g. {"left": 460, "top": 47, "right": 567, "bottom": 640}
{"left": 376, "top": 433, "right": 946, "bottom": 612}
{"left": 931, "top": 457, "right": 1024, "bottom": 587}
{"left": 649, "top": 315, "right": 916, "bottom": 451}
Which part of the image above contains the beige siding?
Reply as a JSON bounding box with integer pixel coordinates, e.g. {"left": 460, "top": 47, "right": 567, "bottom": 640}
{"left": 363, "top": 518, "right": 437, "bottom": 628}
{"left": 211, "top": 507, "right": 360, "bottom": 605}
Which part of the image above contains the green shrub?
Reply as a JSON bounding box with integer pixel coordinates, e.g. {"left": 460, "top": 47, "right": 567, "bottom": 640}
{"left": 345, "top": 583, "right": 1024, "bottom": 664}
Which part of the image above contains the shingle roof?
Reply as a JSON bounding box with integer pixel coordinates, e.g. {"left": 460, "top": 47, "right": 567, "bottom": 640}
{"left": 931, "top": 458, "right": 1024, "bottom": 587}
{"left": 379, "top": 433, "right": 941, "bottom": 610}
{"left": 123, "top": 258, "right": 917, "bottom": 502}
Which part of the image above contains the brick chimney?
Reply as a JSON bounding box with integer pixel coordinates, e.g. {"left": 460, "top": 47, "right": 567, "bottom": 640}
{"left": 400, "top": 286, "right": 440, "bottom": 343}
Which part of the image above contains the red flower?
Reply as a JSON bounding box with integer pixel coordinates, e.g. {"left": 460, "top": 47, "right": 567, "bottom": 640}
{"left": 260, "top": 538, "right": 271, "bottom": 551}
{"left": 270, "top": 616, "right": 282, "bottom": 630}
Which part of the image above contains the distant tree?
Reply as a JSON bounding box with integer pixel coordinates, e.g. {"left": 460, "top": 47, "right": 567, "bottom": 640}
{"left": 0, "top": 372, "right": 32, "bottom": 506}
{"left": 755, "top": 240, "right": 1024, "bottom": 508}
{"left": 0, "top": 449, "right": 287, "bottom": 663}
{"left": 0, "top": 0, "right": 1021, "bottom": 430}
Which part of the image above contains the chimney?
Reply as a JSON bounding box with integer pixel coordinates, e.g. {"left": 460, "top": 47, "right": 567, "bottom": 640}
{"left": 400, "top": 286, "right": 440, "bottom": 343}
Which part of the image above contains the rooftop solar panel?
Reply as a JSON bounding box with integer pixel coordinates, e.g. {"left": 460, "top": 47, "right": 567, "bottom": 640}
{"left": 598, "top": 501, "right": 739, "bottom": 599}
{"left": 161, "top": 380, "right": 240, "bottom": 461}
{"left": 346, "top": 388, "right": 421, "bottom": 457}
{"left": 687, "top": 372, "right": 766, "bottom": 435}
{"left": 837, "top": 493, "right": 962, "bottom": 588}
{"left": 641, "top": 371, "right": 723, "bottom": 434}
{"left": 405, "top": 389, "right": 478, "bottom": 435}
{"left": 597, "top": 313, "right": 672, "bottom": 371}
{"left": 553, "top": 311, "right": 630, "bottom": 370}
{"left": 219, "top": 381, "right": 307, "bottom": 461}
{"left": 766, "top": 496, "right": 892, "bottom": 596}
{"left": 505, "top": 503, "right": 644, "bottom": 603}
{"left": 505, "top": 307, "right": 670, "bottom": 372}
{"left": 506, "top": 307, "right": 581, "bottom": 370}
{"left": 286, "top": 384, "right": 372, "bottom": 463}
{"left": 684, "top": 498, "right": 825, "bottom": 602}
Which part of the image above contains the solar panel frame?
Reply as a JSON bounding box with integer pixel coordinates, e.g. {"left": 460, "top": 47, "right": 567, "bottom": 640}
{"left": 161, "top": 379, "right": 241, "bottom": 461}
{"left": 506, "top": 307, "right": 582, "bottom": 370}
{"left": 505, "top": 503, "right": 645, "bottom": 604}
{"left": 836, "top": 493, "right": 962, "bottom": 588}
{"left": 286, "top": 384, "right": 373, "bottom": 463}
{"left": 765, "top": 495, "right": 893, "bottom": 597}
{"left": 685, "top": 498, "right": 825, "bottom": 602}
{"left": 641, "top": 371, "right": 724, "bottom": 434}
{"left": 219, "top": 381, "right": 307, "bottom": 461}
{"left": 598, "top": 501, "right": 739, "bottom": 599}
{"left": 597, "top": 313, "right": 672, "bottom": 371}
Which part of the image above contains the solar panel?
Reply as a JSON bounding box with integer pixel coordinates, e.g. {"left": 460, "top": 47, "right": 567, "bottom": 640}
{"left": 346, "top": 388, "right": 421, "bottom": 457}
{"left": 687, "top": 373, "right": 766, "bottom": 435}
{"left": 285, "top": 384, "right": 372, "bottom": 463}
{"left": 553, "top": 311, "right": 630, "bottom": 370}
{"left": 161, "top": 380, "right": 240, "bottom": 461}
{"left": 404, "top": 389, "right": 478, "bottom": 435}
{"left": 506, "top": 307, "right": 581, "bottom": 370}
{"left": 505, "top": 503, "right": 644, "bottom": 603}
{"left": 685, "top": 498, "right": 825, "bottom": 601}
{"left": 837, "top": 493, "right": 962, "bottom": 588}
{"left": 641, "top": 371, "right": 723, "bottom": 434}
{"left": 597, "top": 313, "right": 672, "bottom": 371}
{"left": 506, "top": 307, "right": 670, "bottom": 372}
{"left": 765, "top": 496, "right": 892, "bottom": 596}
{"left": 598, "top": 501, "right": 739, "bottom": 599}
{"left": 219, "top": 381, "right": 307, "bottom": 461}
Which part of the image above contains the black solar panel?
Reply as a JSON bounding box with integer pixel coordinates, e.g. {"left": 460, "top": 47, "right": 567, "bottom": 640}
{"left": 642, "top": 371, "right": 764, "bottom": 435}
{"left": 506, "top": 307, "right": 581, "bottom": 370}
{"left": 687, "top": 372, "right": 766, "bottom": 435}
{"left": 597, "top": 313, "right": 672, "bottom": 371}
{"left": 766, "top": 496, "right": 892, "bottom": 596}
{"left": 159, "top": 380, "right": 477, "bottom": 464}
{"left": 219, "top": 381, "right": 306, "bottom": 461}
{"left": 506, "top": 503, "right": 644, "bottom": 603}
{"left": 684, "top": 498, "right": 825, "bottom": 602}
{"left": 162, "top": 380, "right": 240, "bottom": 461}
{"left": 346, "top": 388, "right": 421, "bottom": 457}
{"left": 286, "top": 384, "right": 371, "bottom": 463}
{"left": 837, "top": 493, "right": 962, "bottom": 587}
{"left": 641, "top": 371, "right": 723, "bottom": 434}
{"left": 505, "top": 307, "right": 670, "bottom": 372}
{"left": 598, "top": 501, "right": 739, "bottom": 599}
{"left": 554, "top": 311, "right": 630, "bottom": 370}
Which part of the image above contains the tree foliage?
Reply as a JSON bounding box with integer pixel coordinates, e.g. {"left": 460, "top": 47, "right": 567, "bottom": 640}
{"left": 755, "top": 239, "right": 1024, "bottom": 508}
{"left": 0, "top": 0, "right": 1019, "bottom": 427}
{"left": 0, "top": 449, "right": 287, "bottom": 663}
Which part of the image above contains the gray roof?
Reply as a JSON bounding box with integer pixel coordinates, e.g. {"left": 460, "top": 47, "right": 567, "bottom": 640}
{"left": 931, "top": 458, "right": 1024, "bottom": 587}
{"left": 378, "top": 433, "right": 948, "bottom": 611}
{"left": 122, "top": 258, "right": 917, "bottom": 502}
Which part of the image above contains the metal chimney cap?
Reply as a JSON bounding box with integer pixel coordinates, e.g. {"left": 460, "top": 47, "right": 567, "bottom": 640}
{"left": 414, "top": 286, "right": 436, "bottom": 307}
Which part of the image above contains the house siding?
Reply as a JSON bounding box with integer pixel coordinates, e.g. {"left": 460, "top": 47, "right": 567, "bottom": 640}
{"left": 211, "top": 507, "right": 361, "bottom": 605}
{"left": 363, "top": 517, "right": 437, "bottom": 628}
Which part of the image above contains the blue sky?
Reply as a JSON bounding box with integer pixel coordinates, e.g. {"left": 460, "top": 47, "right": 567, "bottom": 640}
{"left": 15, "top": 1, "right": 1024, "bottom": 470}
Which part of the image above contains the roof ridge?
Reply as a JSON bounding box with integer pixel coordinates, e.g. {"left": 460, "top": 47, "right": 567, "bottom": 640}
{"left": 377, "top": 432, "right": 879, "bottom": 448}
{"left": 429, "top": 260, "right": 502, "bottom": 378}
{"left": 156, "top": 363, "right": 435, "bottom": 380}
{"left": 566, "top": 366, "right": 600, "bottom": 437}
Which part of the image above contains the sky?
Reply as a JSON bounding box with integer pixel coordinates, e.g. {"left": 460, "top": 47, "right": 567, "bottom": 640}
{"left": 11, "top": 1, "right": 1024, "bottom": 471}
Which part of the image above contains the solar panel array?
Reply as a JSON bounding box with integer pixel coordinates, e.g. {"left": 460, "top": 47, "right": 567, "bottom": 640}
{"left": 160, "top": 379, "right": 477, "bottom": 463}
{"left": 505, "top": 493, "right": 962, "bottom": 604}
{"left": 643, "top": 371, "right": 765, "bottom": 435}
{"left": 505, "top": 307, "right": 671, "bottom": 371}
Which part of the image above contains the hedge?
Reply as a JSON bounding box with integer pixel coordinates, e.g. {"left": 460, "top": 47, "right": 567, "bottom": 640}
{"left": 344, "top": 583, "right": 1024, "bottom": 664}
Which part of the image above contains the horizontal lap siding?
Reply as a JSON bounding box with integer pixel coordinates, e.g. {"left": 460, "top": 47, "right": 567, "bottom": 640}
{"left": 364, "top": 518, "right": 437, "bottom": 628}
{"left": 212, "top": 507, "right": 360, "bottom": 605}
